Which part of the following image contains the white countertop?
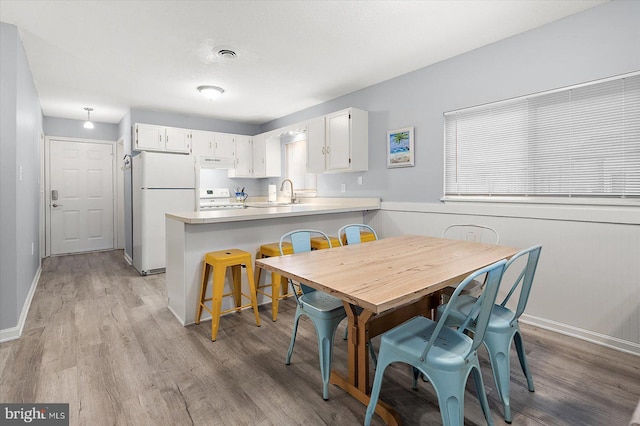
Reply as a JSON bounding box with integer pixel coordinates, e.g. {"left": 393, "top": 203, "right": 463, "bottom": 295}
{"left": 166, "top": 197, "right": 381, "bottom": 224}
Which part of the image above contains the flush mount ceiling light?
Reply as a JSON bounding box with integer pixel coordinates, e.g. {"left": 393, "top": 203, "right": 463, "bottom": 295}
{"left": 83, "top": 107, "right": 94, "bottom": 129}
{"left": 216, "top": 48, "right": 237, "bottom": 59}
{"left": 197, "top": 85, "right": 225, "bottom": 100}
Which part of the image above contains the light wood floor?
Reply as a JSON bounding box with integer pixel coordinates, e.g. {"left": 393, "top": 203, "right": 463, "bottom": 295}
{"left": 1, "top": 250, "right": 638, "bottom": 426}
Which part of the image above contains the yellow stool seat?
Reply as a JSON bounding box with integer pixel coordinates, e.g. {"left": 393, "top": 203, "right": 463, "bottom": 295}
{"left": 255, "top": 242, "right": 294, "bottom": 322}
{"left": 259, "top": 242, "right": 294, "bottom": 257}
{"left": 340, "top": 231, "right": 377, "bottom": 245}
{"left": 195, "top": 249, "right": 261, "bottom": 341}
{"left": 360, "top": 231, "right": 377, "bottom": 242}
{"left": 310, "top": 236, "right": 340, "bottom": 250}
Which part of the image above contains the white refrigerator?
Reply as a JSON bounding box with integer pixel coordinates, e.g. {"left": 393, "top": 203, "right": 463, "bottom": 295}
{"left": 133, "top": 151, "right": 196, "bottom": 275}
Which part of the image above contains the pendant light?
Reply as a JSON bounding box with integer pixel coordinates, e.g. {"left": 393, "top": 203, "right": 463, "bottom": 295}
{"left": 83, "top": 107, "right": 94, "bottom": 129}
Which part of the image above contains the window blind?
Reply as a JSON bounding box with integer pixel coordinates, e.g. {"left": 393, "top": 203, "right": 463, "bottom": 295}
{"left": 444, "top": 72, "right": 640, "bottom": 199}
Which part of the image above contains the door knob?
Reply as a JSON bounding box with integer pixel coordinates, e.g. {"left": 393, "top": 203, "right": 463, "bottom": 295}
{"left": 52, "top": 203, "right": 63, "bottom": 208}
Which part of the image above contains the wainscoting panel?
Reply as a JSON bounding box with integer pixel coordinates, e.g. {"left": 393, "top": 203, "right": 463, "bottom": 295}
{"left": 367, "top": 203, "right": 640, "bottom": 355}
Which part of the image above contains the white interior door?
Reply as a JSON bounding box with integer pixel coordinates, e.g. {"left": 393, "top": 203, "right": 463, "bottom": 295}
{"left": 49, "top": 140, "right": 114, "bottom": 255}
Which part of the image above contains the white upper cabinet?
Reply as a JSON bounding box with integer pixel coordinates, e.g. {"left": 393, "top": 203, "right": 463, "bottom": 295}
{"left": 212, "top": 132, "right": 235, "bottom": 159}
{"left": 134, "top": 123, "right": 190, "bottom": 154}
{"left": 190, "top": 130, "right": 214, "bottom": 157}
{"left": 228, "top": 132, "right": 281, "bottom": 178}
{"left": 232, "top": 135, "right": 253, "bottom": 177}
{"left": 164, "top": 126, "right": 190, "bottom": 153}
{"left": 306, "top": 117, "right": 326, "bottom": 172}
{"left": 306, "top": 108, "right": 368, "bottom": 173}
{"left": 191, "top": 130, "right": 236, "bottom": 168}
{"left": 262, "top": 132, "right": 282, "bottom": 177}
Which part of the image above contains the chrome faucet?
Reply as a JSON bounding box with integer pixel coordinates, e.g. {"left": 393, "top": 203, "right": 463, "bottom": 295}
{"left": 280, "top": 179, "right": 296, "bottom": 204}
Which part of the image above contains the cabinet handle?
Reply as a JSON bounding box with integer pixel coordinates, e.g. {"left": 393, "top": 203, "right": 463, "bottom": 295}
{"left": 322, "top": 147, "right": 325, "bottom": 155}
{"left": 326, "top": 146, "right": 330, "bottom": 154}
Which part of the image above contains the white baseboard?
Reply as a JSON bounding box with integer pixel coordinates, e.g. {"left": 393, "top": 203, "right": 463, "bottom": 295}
{"left": 0, "top": 265, "right": 42, "bottom": 343}
{"left": 521, "top": 313, "right": 640, "bottom": 356}
{"left": 124, "top": 251, "right": 133, "bottom": 265}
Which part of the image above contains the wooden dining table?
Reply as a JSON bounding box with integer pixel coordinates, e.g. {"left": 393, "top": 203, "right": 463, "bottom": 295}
{"left": 255, "top": 234, "right": 520, "bottom": 425}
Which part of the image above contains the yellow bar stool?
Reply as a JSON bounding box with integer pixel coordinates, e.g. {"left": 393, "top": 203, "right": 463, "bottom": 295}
{"left": 310, "top": 236, "right": 340, "bottom": 250}
{"left": 195, "top": 249, "right": 261, "bottom": 341}
{"left": 255, "top": 242, "right": 294, "bottom": 321}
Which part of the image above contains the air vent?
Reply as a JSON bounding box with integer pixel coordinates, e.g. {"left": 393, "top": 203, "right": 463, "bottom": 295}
{"left": 217, "top": 49, "right": 237, "bottom": 59}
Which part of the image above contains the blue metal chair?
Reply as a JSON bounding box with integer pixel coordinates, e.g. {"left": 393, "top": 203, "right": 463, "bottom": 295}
{"left": 365, "top": 259, "right": 508, "bottom": 426}
{"left": 338, "top": 224, "right": 379, "bottom": 342}
{"left": 338, "top": 223, "right": 379, "bottom": 246}
{"left": 438, "top": 245, "right": 542, "bottom": 423}
{"left": 280, "top": 229, "right": 347, "bottom": 400}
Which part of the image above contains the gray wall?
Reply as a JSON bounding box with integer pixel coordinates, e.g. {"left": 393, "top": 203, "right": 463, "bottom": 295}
{"left": 44, "top": 116, "right": 120, "bottom": 141}
{"left": 262, "top": 1, "right": 640, "bottom": 203}
{"left": 0, "top": 23, "right": 43, "bottom": 331}
{"left": 130, "top": 108, "right": 260, "bottom": 135}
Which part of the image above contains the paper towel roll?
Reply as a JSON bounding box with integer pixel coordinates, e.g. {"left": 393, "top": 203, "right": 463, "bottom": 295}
{"left": 268, "top": 184, "right": 277, "bottom": 202}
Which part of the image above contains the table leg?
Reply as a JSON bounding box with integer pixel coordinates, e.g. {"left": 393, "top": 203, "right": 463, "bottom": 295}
{"left": 330, "top": 303, "right": 402, "bottom": 425}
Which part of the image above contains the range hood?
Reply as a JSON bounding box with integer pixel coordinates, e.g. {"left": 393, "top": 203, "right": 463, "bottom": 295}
{"left": 197, "top": 156, "right": 234, "bottom": 169}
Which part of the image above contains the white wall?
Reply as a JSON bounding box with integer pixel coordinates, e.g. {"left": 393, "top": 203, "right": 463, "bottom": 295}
{"left": 368, "top": 203, "right": 640, "bottom": 355}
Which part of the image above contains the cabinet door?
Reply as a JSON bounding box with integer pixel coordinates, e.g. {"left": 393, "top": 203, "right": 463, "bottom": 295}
{"left": 135, "top": 123, "right": 165, "bottom": 152}
{"left": 264, "top": 133, "right": 282, "bottom": 177}
{"left": 306, "top": 118, "right": 326, "bottom": 172}
{"left": 233, "top": 136, "right": 253, "bottom": 177}
{"left": 252, "top": 134, "right": 266, "bottom": 177}
{"left": 165, "top": 126, "right": 190, "bottom": 153}
{"left": 325, "top": 111, "right": 351, "bottom": 170}
{"left": 190, "top": 130, "right": 214, "bottom": 157}
{"left": 213, "top": 132, "right": 236, "bottom": 159}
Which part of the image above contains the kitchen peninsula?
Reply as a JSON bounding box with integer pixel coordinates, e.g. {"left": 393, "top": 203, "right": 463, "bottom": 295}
{"left": 165, "top": 197, "right": 380, "bottom": 325}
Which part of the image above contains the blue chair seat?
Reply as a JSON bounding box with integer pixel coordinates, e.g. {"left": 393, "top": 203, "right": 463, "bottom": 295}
{"left": 383, "top": 316, "right": 474, "bottom": 370}
{"left": 445, "top": 294, "right": 514, "bottom": 331}
{"left": 299, "top": 291, "right": 346, "bottom": 316}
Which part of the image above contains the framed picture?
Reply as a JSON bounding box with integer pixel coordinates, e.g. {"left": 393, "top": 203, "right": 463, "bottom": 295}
{"left": 387, "top": 127, "right": 414, "bottom": 168}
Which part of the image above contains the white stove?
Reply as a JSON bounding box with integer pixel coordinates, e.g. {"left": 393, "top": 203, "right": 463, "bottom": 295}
{"left": 198, "top": 188, "right": 245, "bottom": 211}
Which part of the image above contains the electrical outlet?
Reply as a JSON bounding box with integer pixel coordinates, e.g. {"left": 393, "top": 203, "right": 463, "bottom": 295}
{"left": 358, "top": 176, "right": 363, "bottom": 185}
{"left": 341, "top": 183, "right": 346, "bottom": 193}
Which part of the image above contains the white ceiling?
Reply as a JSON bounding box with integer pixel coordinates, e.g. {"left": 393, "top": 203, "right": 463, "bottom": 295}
{"left": 1, "top": 0, "right": 607, "bottom": 125}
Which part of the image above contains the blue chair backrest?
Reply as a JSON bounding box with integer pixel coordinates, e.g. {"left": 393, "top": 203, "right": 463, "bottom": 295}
{"left": 279, "top": 229, "right": 332, "bottom": 295}
{"left": 499, "top": 245, "right": 542, "bottom": 324}
{"left": 338, "top": 224, "right": 378, "bottom": 246}
{"left": 422, "top": 259, "right": 507, "bottom": 362}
